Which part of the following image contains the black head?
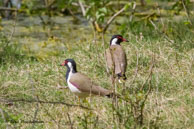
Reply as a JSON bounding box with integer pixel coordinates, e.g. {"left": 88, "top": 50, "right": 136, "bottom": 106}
{"left": 110, "top": 34, "right": 128, "bottom": 45}
{"left": 61, "top": 59, "right": 77, "bottom": 73}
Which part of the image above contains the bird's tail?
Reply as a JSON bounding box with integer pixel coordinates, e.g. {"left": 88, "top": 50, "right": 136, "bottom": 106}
{"left": 106, "top": 92, "right": 121, "bottom": 99}
{"left": 106, "top": 92, "right": 130, "bottom": 102}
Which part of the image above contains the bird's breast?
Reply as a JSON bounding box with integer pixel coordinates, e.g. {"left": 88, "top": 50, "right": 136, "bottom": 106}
{"left": 67, "top": 81, "right": 81, "bottom": 93}
{"left": 67, "top": 81, "right": 90, "bottom": 98}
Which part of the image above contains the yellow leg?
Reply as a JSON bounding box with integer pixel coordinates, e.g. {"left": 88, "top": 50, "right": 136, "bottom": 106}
{"left": 78, "top": 96, "right": 81, "bottom": 104}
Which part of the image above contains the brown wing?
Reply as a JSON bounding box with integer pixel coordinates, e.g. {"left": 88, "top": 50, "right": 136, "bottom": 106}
{"left": 110, "top": 45, "right": 127, "bottom": 75}
{"left": 69, "top": 73, "right": 111, "bottom": 96}
{"left": 105, "top": 48, "right": 114, "bottom": 73}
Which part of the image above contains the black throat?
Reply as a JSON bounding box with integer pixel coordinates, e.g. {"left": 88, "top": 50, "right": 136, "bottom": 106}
{"left": 65, "top": 66, "right": 77, "bottom": 81}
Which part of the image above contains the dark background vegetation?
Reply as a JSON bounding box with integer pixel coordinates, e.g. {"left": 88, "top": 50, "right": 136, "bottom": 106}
{"left": 0, "top": 0, "right": 194, "bottom": 128}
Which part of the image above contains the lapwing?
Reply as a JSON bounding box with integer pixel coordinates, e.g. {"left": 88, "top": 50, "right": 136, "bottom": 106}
{"left": 61, "top": 59, "right": 113, "bottom": 98}
{"left": 105, "top": 35, "right": 128, "bottom": 83}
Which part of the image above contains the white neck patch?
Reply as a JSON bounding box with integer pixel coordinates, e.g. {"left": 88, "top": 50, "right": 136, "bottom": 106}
{"left": 111, "top": 38, "right": 118, "bottom": 45}
{"left": 67, "top": 62, "right": 73, "bottom": 81}
{"left": 66, "top": 63, "right": 81, "bottom": 93}
{"left": 67, "top": 62, "right": 73, "bottom": 70}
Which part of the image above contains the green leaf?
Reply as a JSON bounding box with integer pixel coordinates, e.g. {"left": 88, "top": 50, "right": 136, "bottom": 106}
{"left": 124, "top": 3, "right": 131, "bottom": 10}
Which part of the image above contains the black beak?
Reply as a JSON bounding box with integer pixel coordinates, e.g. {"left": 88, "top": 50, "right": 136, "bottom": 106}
{"left": 122, "top": 38, "right": 129, "bottom": 42}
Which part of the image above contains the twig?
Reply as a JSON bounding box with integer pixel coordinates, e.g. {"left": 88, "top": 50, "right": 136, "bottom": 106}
{"left": 78, "top": 0, "right": 86, "bottom": 17}
{"left": 56, "top": 85, "right": 68, "bottom": 89}
{"left": 140, "top": 59, "right": 155, "bottom": 91}
{"left": 103, "top": 5, "right": 126, "bottom": 33}
{"left": 181, "top": 0, "right": 192, "bottom": 25}
{"left": 0, "top": 7, "right": 18, "bottom": 11}
{"left": 46, "top": 0, "right": 56, "bottom": 9}
{"left": 38, "top": 15, "right": 47, "bottom": 26}
{"left": 31, "top": 105, "right": 39, "bottom": 129}
{"left": 71, "top": 2, "right": 89, "bottom": 8}
{"left": 67, "top": 8, "right": 79, "bottom": 20}
{"left": 139, "top": 55, "right": 155, "bottom": 125}
{"left": 3, "top": 120, "right": 65, "bottom": 124}
{"left": 29, "top": 75, "right": 40, "bottom": 129}
{"left": 130, "top": 48, "right": 139, "bottom": 85}
{"left": 78, "top": 0, "right": 94, "bottom": 29}
{"left": 20, "top": 120, "right": 44, "bottom": 123}
{"left": 67, "top": 112, "right": 74, "bottom": 129}
{"left": 44, "top": 107, "right": 59, "bottom": 126}
{"left": 6, "top": 10, "right": 18, "bottom": 45}
{"left": 0, "top": 99, "right": 92, "bottom": 110}
{"left": 130, "top": 2, "right": 136, "bottom": 22}
{"left": 149, "top": 19, "right": 174, "bottom": 44}
{"left": 93, "top": 116, "right": 99, "bottom": 128}
{"left": 139, "top": 80, "right": 152, "bottom": 125}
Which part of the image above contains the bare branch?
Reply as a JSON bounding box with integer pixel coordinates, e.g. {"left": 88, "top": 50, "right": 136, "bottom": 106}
{"left": 139, "top": 54, "right": 155, "bottom": 125}
{"left": 130, "top": 48, "right": 139, "bottom": 85}
{"left": 0, "top": 7, "right": 18, "bottom": 11}
{"left": 67, "top": 113, "right": 74, "bottom": 129}
{"left": 7, "top": 9, "right": 18, "bottom": 44}
{"left": 130, "top": 2, "right": 136, "bottom": 22}
{"left": 149, "top": 19, "right": 174, "bottom": 44}
{"left": 140, "top": 59, "right": 155, "bottom": 90}
{"left": 78, "top": 0, "right": 86, "bottom": 17}
{"left": 71, "top": 2, "right": 89, "bottom": 8}
{"left": 67, "top": 8, "right": 79, "bottom": 20}
{"left": 0, "top": 98, "right": 92, "bottom": 110}
{"left": 181, "top": 0, "right": 192, "bottom": 25}
{"left": 103, "top": 6, "right": 126, "bottom": 33}
{"left": 21, "top": 120, "right": 44, "bottom": 123}
{"left": 30, "top": 75, "right": 40, "bottom": 129}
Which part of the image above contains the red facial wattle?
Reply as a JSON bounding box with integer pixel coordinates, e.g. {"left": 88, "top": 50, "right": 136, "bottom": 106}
{"left": 117, "top": 36, "right": 128, "bottom": 42}
{"left": 61, "top": 60, "right": 68, "bottom": 66}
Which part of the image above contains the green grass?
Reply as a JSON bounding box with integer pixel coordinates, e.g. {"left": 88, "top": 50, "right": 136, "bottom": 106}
{"left": 0, "top": 16, "right": 194, "bottom": 129}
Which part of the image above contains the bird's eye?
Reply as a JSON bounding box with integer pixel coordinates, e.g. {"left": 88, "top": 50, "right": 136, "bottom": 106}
{"left": 65, "top": 60, "right": 68, "bottom": 64}
{"left": 117, "top": 36, "right": 122, "bottom": 39}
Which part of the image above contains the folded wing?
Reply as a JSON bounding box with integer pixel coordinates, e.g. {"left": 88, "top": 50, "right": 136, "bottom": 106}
{"left": 69, "top": 73, "right": 111, "bottom": 96}
{"left": 105, "top": 45, "right": 127, "bottom": 75}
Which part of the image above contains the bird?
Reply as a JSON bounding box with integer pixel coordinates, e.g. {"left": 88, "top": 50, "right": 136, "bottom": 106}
{"left": 105, "top": 35, "right": 128, "bottom": 83}
{"left": 61, "top": 59, "right": 113, "bottom": 98}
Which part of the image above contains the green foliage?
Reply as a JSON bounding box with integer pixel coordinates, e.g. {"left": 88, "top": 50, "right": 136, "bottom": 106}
{"left": 85, "top": 0, "right": 110, "bottom": 23}
{"left": 56, "top": 0, "right": 73, "bottom": 10}
{"left": 171, "top": 0, "right": 191, "bottom": 14}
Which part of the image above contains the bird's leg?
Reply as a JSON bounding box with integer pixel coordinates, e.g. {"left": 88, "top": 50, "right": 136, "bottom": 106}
{"left": 117, "top": 73, "right": 123, "bottom": 83}
{"left": 123, "top": 74, "right": 127, "bottom": 80}
{"left": 117, "top": 73, "right": 126, "bottom": 83}
{"left": 78, "top": 96, "right": 81, "bottom": 105}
